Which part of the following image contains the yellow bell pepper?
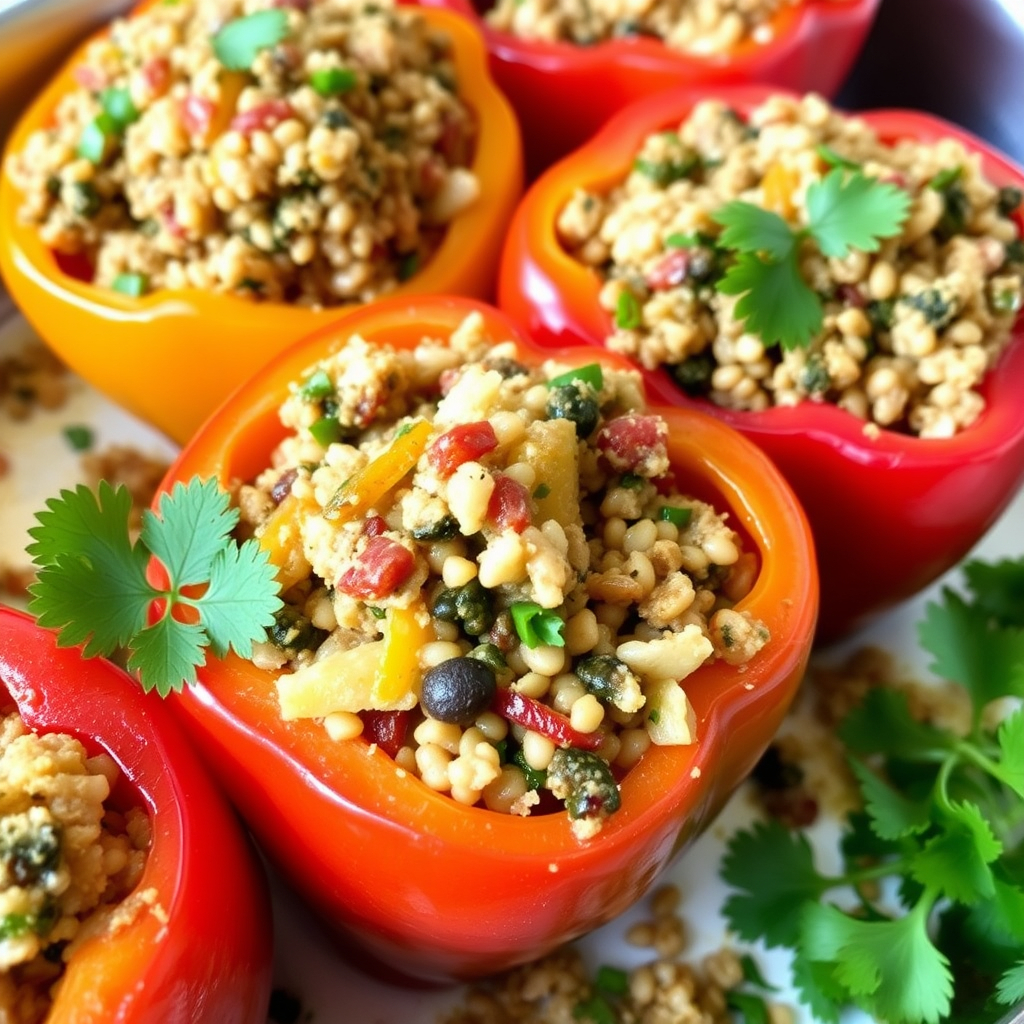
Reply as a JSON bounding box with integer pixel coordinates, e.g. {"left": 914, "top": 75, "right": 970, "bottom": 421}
{"left": 371, "top": 602, "right": 433, "bottom": 706}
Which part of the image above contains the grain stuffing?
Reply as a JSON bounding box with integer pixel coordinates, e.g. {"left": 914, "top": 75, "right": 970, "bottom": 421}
{"left": 486, "top": 0, "right": 843, "bottom": 55}
{"left": 5, "top": 0, "right": 478, "bottom": 306}
{"left": 236, "top": 312, "right": 768, "bottom": 839}
{"left": 0, "top": 709, "right": 151, "bottom": 1024}
{"left": 557, "top": 92, "right": 1024, "bottom": 438}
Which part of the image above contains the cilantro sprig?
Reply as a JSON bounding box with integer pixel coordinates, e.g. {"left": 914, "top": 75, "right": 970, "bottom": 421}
{"left": 712, "top": 168, "right": 910, "bottom": 350}
{"left": 27, "top": 477, "right": 282, "bottom": 696}
{"left": 721, "top": 555, "right": 1024, "bottom": 1024}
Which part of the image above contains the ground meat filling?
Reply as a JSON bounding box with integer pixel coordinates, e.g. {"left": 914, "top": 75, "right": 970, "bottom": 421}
{"left": 485, "top": 0, "right": 842, "bottom": 55}
{"left": 0, "top": 710, "right": 151, "bottom": 1024}
{"left": 238, "top": 312, "right": 769, "bottom": 840}
{"left": 5, "top": 0, "right": 478, "bottom": 306}
{"left": 557, "top": 93, "right": 1024, "bottom": 438}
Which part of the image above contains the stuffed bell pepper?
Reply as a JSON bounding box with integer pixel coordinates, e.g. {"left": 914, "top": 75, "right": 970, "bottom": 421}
{"left": 123, "top": 295, "right": 822, "bottom": 983}
{"left": 416, "top": 0, "right": 879, "bottom": 177}
{"left": 0, "top": 0, "right": 522, "bottom": 444}
{"left": 499, "top": 85, "right": 1024, "bottom": 642}
{"left": 0, "top": 605, "right": 273, "bottom": 1024}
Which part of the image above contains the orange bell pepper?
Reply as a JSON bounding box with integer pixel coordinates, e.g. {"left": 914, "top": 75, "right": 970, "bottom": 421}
{"left": 416, "top": 0, "right": 880, "bottom": 178}
{"left": 154, "top": 294, "right": 818, "bottom": 983}
{"left": 0, "top": 605, "right": 273, "bottom": 1023}
{"left": 496, "top": 83, "right": 1024, "bottom": 643}
{"left": 0, "top": 1, "right": 522, "bottom": 445}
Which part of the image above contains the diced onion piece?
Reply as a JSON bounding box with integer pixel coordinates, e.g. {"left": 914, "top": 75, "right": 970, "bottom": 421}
{"left": 644, "top": 679, "right": 696, "bottom": 746}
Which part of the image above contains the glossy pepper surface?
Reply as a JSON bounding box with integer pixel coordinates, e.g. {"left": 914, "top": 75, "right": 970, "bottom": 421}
{"left": 0, "top": 0, "right": 523, "bottom": 446}
{"left": 416, "top": 0, "right": 879, "bottom": 178}
{"left": 497, "top": 84, "right": 1024, "bottom": 643}
{"left": 154, "top": 294, "right": 818, "bottom": 984}
{"left": 0, "top": 605, "right": 273, "bottom": 1024}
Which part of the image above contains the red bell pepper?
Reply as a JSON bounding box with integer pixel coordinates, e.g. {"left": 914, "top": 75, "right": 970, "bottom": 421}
{"left": 497, "top": 84, "right": 1024, "bottom": 643}
{"left": 415, "top": 0, "right": 879, "bottom": 177}
{"left": 153, "top": 294, "right": 818, "bottom": 984}
{"left": 0, "top": 605, "right": 273, "bottom": 1023}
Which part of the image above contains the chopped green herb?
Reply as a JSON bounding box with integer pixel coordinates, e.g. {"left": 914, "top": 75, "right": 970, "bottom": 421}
{"left": 396, "top": 251, "right": 419, "bottom": 282}
{"left": 726, "top": 990, "right": 771, "bottom": 1024}
{"left": 308, "top": 416, "right": 344, "bottom": 447}
{"left": 298, "top": 368, "right": 334, "bottom": 401}
{"left": 658, "top": 505, "right": 691, "bottom": 527}
{"left": 533, "top": 483, "right": 551, "bottom": 500}
{"left": 509, "top": 602, "right": 565, "bottom": 649}
{"left": 27, "top": 477, "right": 282, "bottom": 696}
{"left": 547, "top": 363, "right": 604, "bottom": 391}
{"left": 816, "top": 144, "right": 861, "bottom": 170}
{"left": 619, "top": 473, "right": 644, "bottom": 490}
{"left": 69, "top": 181, "right": 102, "bottom": 218}
{"left": 633, "top": 149, "right": 700, "bottom": 187}
{"left": 238, "top": 277, "right": 265, "bottom": 293}
{"left": 594, "top": 965, "right": 629, "bottom": 996}
{"left": 992, "top": 286, "right": 1022, "bottom": 315}
{"left": 615, "top": 290, "right": 642, "bottom": 330}
{"left": 111, "top": 272, "right": 148, "bottom": 297}
{"left": 212, "top": 9, "right": 289, "bottom": 71}
{"left": 309, "top": 66, "right": 357, "bottom": 96}
{"left": 997, "top": 185, "right": 1023, "bottom": 217}
{"left": 100, "top": 87, "right": 140, "bottom": 132}
{"left": 572, "top": 994, "right": 617, "bottom": 1024}
{"left": 367, "top": 606, "right": 386, "bottom": 619}
{"left": 713, "top": 168, "right": 909, "bottom": 349}
{"left": 928, "top": 166, "right": 963, "bottom": 192}
{"left": 77, "top": 115, "right": 117, "bottom": 164}
{"left": 62, "top": 425, "right": 94, "bottom": 452}
{"left": 664, "top": 231, "right": 702, "bottom": 249}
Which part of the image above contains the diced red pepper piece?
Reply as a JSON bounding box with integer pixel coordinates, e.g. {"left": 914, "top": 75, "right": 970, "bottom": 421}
{"left": 361, "top": 710, "right": 411, "bottom": 759}
{"left": 595, "top": 415, "right": 668, "bottom": 475}
{"left": 427, "top": 421, "right": 498, "bottom": 477}
{"left": 646, "top": 249, "right": 691, "bottom": 291}
{"left": 337, "top": 536, "right": 415, "bottom": 599}
{"left": 141, "top": 57, "right": 171, "bottom": 97}
{"left": 181, "top": 94, "right": 215, "bottom": 138}
{"left": 487, "top": 475, "right": 531, "bottom": 533}
{"left": 159, "top": 202, "right": 186, "bottom": 240}
{"left": 492, "top": 688, "right": 603, "bottom": 751}
{"left": 652, "top": 469, "right": 680, "bottom": 497}
{"left": 73, "top": 65, "right": 107, "bottom": 91}
{"left": 230, "top": 100, "right": 296, "bottom": 135}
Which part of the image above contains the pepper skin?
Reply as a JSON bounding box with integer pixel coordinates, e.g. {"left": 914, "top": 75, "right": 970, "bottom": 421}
{"left": 415, "top": 0, "right": 879, "bottom": 178}
{"left": 0, "top": 605, "right": 273, "bottom": 1024}
{"left": 153, "top": 294, "right": 818, "bottom": 984}
{"left": 0, "top": 1, "right": 523, "bottom": 446}
{"left": 497, "top": 84, "right": 1024, "bottom": 644}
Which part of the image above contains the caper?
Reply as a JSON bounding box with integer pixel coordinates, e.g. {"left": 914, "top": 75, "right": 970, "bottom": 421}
{"left": 420, "top": 657, "right": 497, "bottom": 725}
{"left": 670, "top": 351, "right": 714, "bottom": 397}
{"left": 575, "top": 654, "right": 643, "bottom": 713}
{"left": 431, "top": 578, "right": 494, "bottom": 637}
{"left": 268, "top": 605, "right": 326, "bottom": 653}
{"left": 546, "top": 747, "right": 620, "bottom": 823}
{"left": 546, "top": 383, "right": 600, "bottom": 438}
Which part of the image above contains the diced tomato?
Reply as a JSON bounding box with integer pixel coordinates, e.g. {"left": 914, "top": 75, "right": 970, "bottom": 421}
{"left": 652, "top": 469, "right": 680, "bottom": 497}
{"left": 53, "top": 250, "right": 94, "bottom": 283}
{"left": 363, "top": 515, "right": 388, "bottom": 538}
{"left": 181, "top": 94, "right": 215, "bottom": 138}
{"left": 596, "top": 415, "right": 668, "bottom": 474}
{"left": 160, "top": 202, "right": 186, "bottom": 240}
{"left": 142, "top": 57, "right": 171, "bottom": 97}
{"left": 337, "top": 537, "right": 415, "bottom": 599}
{"left": 646, "top": 249, "right": 691, "bottom": 291}
{"left": 427, "top": 421, "right": 498, "bottom": 477}
{"left": 361, "top": 710, "right": 410, "bottom": 759}
{"left": 73, "top": 65, "right": 107, "bottom": 91}
{"left": 230, "top": 100, "right": 295, "bottom": 135}
{"left": 836, "top": 283, "right": 865, "bottom": 308}
{"left": 487, "top": 475, "right": 531, "bottom": 533}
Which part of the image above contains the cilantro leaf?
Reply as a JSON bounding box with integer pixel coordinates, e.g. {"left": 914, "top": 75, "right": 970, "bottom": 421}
{"left": 712, "top": 201, "right": 796, "bottom": 260}
{"left": 993, "top": 708, "right": 1024, "bottom": 797}
{"left": 509, "top": 602, "right": 565, "bottom": 649}
{"left": 198, "top": 541, "right": 281, "bottom": 659}
{"left": 725, "top": 991, "right": 770, "bottom": 1024}
{"left": 28, "top": 483, "right": 153, "bottom": 656}
{"left": 27, "top": 477, "right": 282, "bottom": 695}
{"left": 806, "top": 168, "right": 910, "bottom": 259}
{"left": 800, "top": 899, "right": 953, "bottom": 1024}
{"left": 212, "top": 9, "right": 288, "bottom": 70}
{"left": 839, "top": 687, "right": 954, "bottom": 760}
{"left": 918, "top": 587, "right": 1024, "bottom": 717}
{"left": 911, "top": 801, "right": 1001, "bottom": 905}
{"left": 716, "top": 249, "right": 823, "bottom": 350}
{"left": 790, "top": 954, "right": 845, "bottom": 1024}
{"left": 849, "top": 758, "right": 933, "bottom": 840}
{"left": 962, "top": 556, "right": 1024, "bottom": 626}
{"left": 145, "top": 477, "right": 239, "bottom": 586}
{"left": 721, "top": 819, "right": 825, "bottom": 948}
{"left": 996, "top": 960, "right": 1024, "bottom": 1006}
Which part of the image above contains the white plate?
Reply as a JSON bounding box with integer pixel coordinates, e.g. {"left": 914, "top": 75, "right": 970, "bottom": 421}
{"left": 1, "top": 301, "right": 1022, "bottom": 1024}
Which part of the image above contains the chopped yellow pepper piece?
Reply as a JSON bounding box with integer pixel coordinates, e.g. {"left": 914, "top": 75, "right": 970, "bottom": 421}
{"left": 371, "top": 602, "right": 433, "bottom": 706}
{"left": 323, "top": 419, "right": 433, "bottom": 524}
{"left": 258, "top": 491, "right": 316, "bottom": 592}
{"left": 762, "top": 162, "right": 799, "bottom": 220}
